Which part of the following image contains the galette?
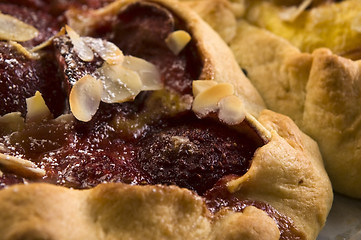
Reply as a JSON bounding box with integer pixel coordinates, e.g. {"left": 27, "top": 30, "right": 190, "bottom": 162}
{"left": 0, "top": 0, "right": 332, "bottom": 239}
{"left": 227, "top": 0, "right": 361, "bottom": 198}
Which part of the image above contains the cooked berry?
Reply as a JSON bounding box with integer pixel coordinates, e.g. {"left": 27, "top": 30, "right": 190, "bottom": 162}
{"left": 0, "top": 43, "right": 66, "bottom": 117}
{"left": 137, "top": 115, "right": 263, "bottom": 195}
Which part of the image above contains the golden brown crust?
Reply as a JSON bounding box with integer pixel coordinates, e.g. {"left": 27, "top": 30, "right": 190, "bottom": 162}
{"left": 0, "top": 183, "right": 282, "bottom": 240}
{"left": 229, "top": 110, "right": 333, "bottom": 239}
{"left": 230, "top": 19, "right": 361, "bottom": 198}
{"left": 0, "top": 0, "right": 333, "bottom": 239}
{"left": 0, "top": 110, "right": 332, "bottom": 240}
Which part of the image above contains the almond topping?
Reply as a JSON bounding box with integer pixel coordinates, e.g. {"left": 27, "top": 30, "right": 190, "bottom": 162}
{"left": 165, "top": 30, "right": 191, "bottom": 55}
{"left": 69, "top": 75, "right": 103, "bottom": 122}
{"left": 96, "top": 62, "right": 142, "bottom": 103}
{"left": 82, "top": 37, "right": 124, "bottom": 65}
{"left": 8, "top": 41, "right": 40, "bottom": 59}
{"left": 0, "top": 12, "right": 39, "bottom": 41}
{"left": 31, "top": 27, "right": 66, "bottom": 53}
{"left": 0, "top": 153, "right": 45, "bottom": 179}
{"left": 192, "top": 80, "right": 218, "bottom": 97}
{"left": 192, "top": 82, "right": 234, "bottom": 117}
{"left": 0, "top": 112, "right": 24, "bottom": 134}
{"left": 65, "top": 25, "right": 94, "bottom": 62}
{"left": 123, "top": 56, "right": 162, "bottom": 91}
{"left": 26, "top": 91, "right": 52, "bottom": 122}
{"left": 218, "top": 95, "right": 245, "bottom": 125}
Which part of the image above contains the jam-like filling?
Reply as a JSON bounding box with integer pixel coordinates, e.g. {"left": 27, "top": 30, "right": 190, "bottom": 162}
{"left": 0, "top": 2, "right": 304, "bottom": 239}
{"left": 0, "top": 3, "right": 60, "bottom": 47}
{"left": 0, "top": 4, "right": 67, "bottom": 117}
{"left": 0, "top": 0, "right": 114, "bottom": 18}
{"left": 90, "top": 2, "right": 203, "bottom": 94}
{"left": 0, "top": 43, "right": 66, "bottom": 118}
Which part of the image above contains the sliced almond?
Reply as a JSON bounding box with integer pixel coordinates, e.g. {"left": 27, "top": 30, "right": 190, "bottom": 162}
{"left": 218, "top": 95, "right": 245, "bottom": 125}
{"left": 65, "top": 25, "right": 94, "bottom": 62}
{"left": 244, "top": 113, "right": 272, "bottom": 144}
{"left": 54, "top": 113, "right": 75, "bottom": 124}
{"left": 0, "top": 153, "right": 45, "bottom": 179}
{"left": 0, "top": 12, "right": 39, "bottom": 41}
{"left": 69, "top": 75, "right": 103, "bottom": 122}
{"left": 192, "top": 80, "right": 218, "bottom": 97}
{"left": 192, "top": 83, "right": 234, "bottom": 117}
{"left": 31, "top": 27, "right": 66, "bottom": 53}
{"left": 165, "top": 30, "right": 191, "bottom": 55}
{"left": 122, "top": 56, "right": 162, "bottom": 91}
{"left": 0, "top": 112, "right": 25, "bottom": 134}
{"left": 26, "top": 91, "right": 52, "bottom": 122}
{"left": 8, "top": 41, "right": 40, "bottom": 60}
{"left": 96, "top": 62, "right": 142, "bottom": 103}
{"left": 82, "top": 37, "right": 124, "bottom": 65}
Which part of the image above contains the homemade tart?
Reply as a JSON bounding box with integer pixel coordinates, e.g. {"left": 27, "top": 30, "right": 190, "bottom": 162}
{"left": 224, "top": 0, "right": 361, "bottom": 198}
{"left": 0, "top": 0, "right": 332, "bottom": 239}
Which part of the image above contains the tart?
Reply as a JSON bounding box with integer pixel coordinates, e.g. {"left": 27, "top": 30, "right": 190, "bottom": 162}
{"left": 228, "top": 0, "right": 361, "bottom": 198}
{"left": 0, "top": 0, "right": 332, "bottom": 239}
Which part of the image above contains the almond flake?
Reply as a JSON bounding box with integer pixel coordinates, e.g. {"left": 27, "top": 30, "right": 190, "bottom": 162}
{"left": 26, "top": 91, "right": 52, "bottom": 122}
{"left": 31, "top": 27, "right": 66, "bottom": 53}
{"left": 82, "top": 37, "right": 124, "bottom": 65}
{"left": 0, "top": 153, "right": 45, "bottom": 179}
{"left": 165, "top": 30, "right": 191, "bottom": 55}
{"left": 192, "top": 80, "right": 218, "bottom": 97}
{"left": 244, "top": 113, "right": 272, "bottom": 143}
{"left": 0, "top": 112, "right": 24, "bottom": 134}
{"left": 65, "top": 25, "right": 94, "bottom": 62}
{"left": 123, "top": 56, "right": 162, "bottom": 91}
{"left": 96, "top": 62, "right": 142, "bottom": 103}
{"left": 69, "top": 75, "right": 103, "bottom": 122}
{"left": 8, "top": 41, "right": 40, "bottom": 60}
{"left": 192, "top": 82, "right": 234, "bottom": 117}
{"left": 0, "top": 12, "right": 39, "bottom": 41}
{"left": 218, "top": 95, "right": 245, "bottom": 125}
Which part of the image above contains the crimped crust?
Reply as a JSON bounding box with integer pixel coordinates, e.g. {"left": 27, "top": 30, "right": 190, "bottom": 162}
{"left": 230, "top": 19, "right": 361, "bottom": 198}
{"left": 0, "top": 110, "right": 332, "bottom": 240}
{"left": 182, "top": 1, "right": 361, "bottom": 198}
{"left": 0, "top": 0, "right": 332, "bottom": 239}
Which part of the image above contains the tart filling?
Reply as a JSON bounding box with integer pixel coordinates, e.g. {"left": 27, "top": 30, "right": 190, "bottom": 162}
{"left": 0, "top": 1, "right": 332, "bottom": 240}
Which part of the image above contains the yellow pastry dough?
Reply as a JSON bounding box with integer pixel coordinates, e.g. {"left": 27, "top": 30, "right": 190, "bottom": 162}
{"left": 230, "top": 19, "right": 361, "bottom": 198}
{"left": 244, "top": 0, "right": 361, "bottom": 58}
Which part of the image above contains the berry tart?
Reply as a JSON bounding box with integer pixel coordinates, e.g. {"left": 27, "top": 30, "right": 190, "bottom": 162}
{"left": 228, "top": 0, "right": 361, "bottom": 198}
{"left": 0, "top": 0, "right": 332, "bottom": 239}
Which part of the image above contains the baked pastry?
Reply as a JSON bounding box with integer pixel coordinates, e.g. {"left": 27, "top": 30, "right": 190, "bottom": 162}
{"left": 244, "top": 0, "right": 361, "bottom": 58}
{"left": 229, "top": 1, "right": 361, "bottom": 198}
{"left": 177, "top": 0, "right": 244, "bottom": 44}
{"left": 0, "top": 0, "right": 332, "bottom": 239}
